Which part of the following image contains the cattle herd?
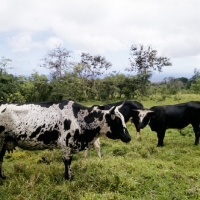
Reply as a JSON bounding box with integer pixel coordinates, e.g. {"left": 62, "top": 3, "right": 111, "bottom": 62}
{"left": 0, "top": 100, "right": 200, "bottom": 180}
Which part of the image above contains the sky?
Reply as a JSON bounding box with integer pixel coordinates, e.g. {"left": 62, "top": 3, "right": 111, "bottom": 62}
{"left": 0, "top": 0, "right": 200, "bottom": 82}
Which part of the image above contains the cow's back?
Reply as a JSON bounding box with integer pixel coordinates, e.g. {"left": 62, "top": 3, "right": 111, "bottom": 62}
{"left": 0, "top": 101, "right": 80, "bottom": 150}
{"left": 149, "top": 101, "right": 200, "bottom": 130}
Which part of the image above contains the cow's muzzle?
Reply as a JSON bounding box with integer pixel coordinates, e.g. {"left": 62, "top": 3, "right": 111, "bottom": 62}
{"left": 138, "top": 123, "right": 146, "bottom": 129}
{"left": 121, "top": 129, "right": 131, "bottom": 143}
{"left": 121, "top": 136, "right": 131, "bottom": 143}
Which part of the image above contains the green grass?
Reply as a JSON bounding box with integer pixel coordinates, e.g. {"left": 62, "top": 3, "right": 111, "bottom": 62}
{"left": 141, "top": 93, "right": 200, "bottom": 108}
{"left": 1, "top": 94, "right": 200, "bottom": 199}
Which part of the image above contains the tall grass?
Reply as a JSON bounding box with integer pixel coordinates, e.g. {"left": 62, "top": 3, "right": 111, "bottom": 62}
{"left": 1, "top": 94, "right": 200, "bottom": 199}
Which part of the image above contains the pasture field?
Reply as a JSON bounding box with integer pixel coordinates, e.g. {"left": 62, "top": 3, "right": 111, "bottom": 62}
{"left": 1, "top": 94, "right": 200, "bottom": 200}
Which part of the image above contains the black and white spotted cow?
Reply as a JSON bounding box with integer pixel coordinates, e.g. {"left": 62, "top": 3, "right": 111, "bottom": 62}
{"left": 0, "top": 100, "right": 131, "bottom": 180}
{"left": 84, "top": 100, "right": 144, "bottom": 158}
{"left": 133, "top": 101, "right": 200, "bottom": 147}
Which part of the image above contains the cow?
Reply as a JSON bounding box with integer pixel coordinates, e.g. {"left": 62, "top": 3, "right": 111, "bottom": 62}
{"left": 0, "top": 100, "right": 131, "bottom": 180}
{"left": 84, "top": 100, "right": 144, "bottom": 158}
{"left": 133, "top": 101, "right": 200, "bottom": 147}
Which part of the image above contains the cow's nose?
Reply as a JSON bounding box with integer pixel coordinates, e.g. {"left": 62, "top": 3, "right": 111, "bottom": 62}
{"left": 124, "top": 137, "right": 131, "bottom": 143}
{"left": 138, "top": 124, "right": 143, "bottom": 129}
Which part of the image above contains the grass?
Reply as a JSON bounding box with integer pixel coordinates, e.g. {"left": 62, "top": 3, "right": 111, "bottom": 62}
{"left": 141, "top": 93, "right": 200, "bottom": 108}
{"left": 1, "top": 94, "right": 200, "bottom": 199}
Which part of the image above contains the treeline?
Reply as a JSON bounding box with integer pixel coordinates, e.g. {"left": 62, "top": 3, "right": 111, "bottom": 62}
{"left": 1, "top": 45, "right": 200, "bottom": 103}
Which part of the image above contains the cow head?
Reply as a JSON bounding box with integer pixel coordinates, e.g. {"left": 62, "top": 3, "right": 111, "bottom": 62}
{"left": 132, "top": 109, "right": 155, "bottom": 129}
{"left": 105, "top": 104, "right": 131, "bottom": 143}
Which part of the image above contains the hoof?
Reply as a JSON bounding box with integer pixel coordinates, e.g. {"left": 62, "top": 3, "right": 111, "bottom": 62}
{"left": 65, "top": 175, "right": 73, "bottom": 181}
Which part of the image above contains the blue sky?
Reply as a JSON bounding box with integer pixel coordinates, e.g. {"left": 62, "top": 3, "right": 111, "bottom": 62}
{"left": 1, "top": 0, "right": 200, "bottom": 82}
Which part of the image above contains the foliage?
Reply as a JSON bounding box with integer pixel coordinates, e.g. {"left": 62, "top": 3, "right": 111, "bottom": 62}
{"left": 125, "top": 44, "right": 172, "bottom": 95}
{"left": 190, "top": 74, "right": 200, "bottom": 94}
{"left": 0, "top": 57, "right": 21, "bottom": 102}
{"left": 0, "top": 68, "right": 199, "bottom": 103}
{"left": 0, "top": 73, "right": 20, "bottom": 103}
{"left": 162, "top": 77, "right": 186, "bottom": 95}
{"left": 40, "top": 45, "right": 73, "bottom": 79}
{"left": 78, "top": 53, "right": 112, "bottom": 78}
{"left": 126, "top": 44, "right": 172, "bottom": 75}
{"left": 18, "top": 72, "right": 51, "bottom": 103}
{"left": 49, "top": 75, "right": 85, "bottom": 102}
{"left": 0, "top": 57, "right": 12, "bottom": 73}
{"left": 1, "top": 47, "right": 200, "bottom": 103}
{"left": 75, "top": 53, "right": 112, "bottom": 99}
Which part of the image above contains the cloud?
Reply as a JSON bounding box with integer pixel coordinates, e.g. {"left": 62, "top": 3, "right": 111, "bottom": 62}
{"left": 1, "top": 0, "right": 200, "bottom": 77}
{"left": 7, "top": 32, "right": 42, "bottom": 52}
{"left": 7, "top": 31, "right": 65, "bottom": 53}
{"left": 45, "top": 37, "right": 64, "bottom": 49}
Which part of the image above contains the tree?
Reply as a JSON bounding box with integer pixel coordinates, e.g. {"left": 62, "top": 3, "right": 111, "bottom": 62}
{"left": 99, "top": 75, "right": 117, "bottom": 100}
{"left": 126, "top": 44, "right": 172, "bottom": 95}
{"left": 190, "top": 74, "right": 200, "bottom": 94}
{"left": 126, "top": 44, "right": 172, "bottom": 75}
{"left": 19, "top": 72, "right": 50, "bottom": 102}
{"left": 0, "top": 57, "right": 23, "bottom": 102}
{"left": 75, "top": 53, "right": 112, "bottom": 99}
{"left": 0, "top": 57, "right": 12, "bottom": 73}
{"left": 40, "top": 45, "right": 73, "bottom": 79}
{"left": 188, "top": 68, "right": 200, "bottom": 89}
{"left": 49, "top": 73, "right": 85, "bottom": 101}
{"left": 163, "top": 77, "right": 184, "bottom": 94}
{"left": 79, "top": 53, "right": 112, "bottom": 78}
{"left": 0, "top": 57, "right": 22, "bottom": 103}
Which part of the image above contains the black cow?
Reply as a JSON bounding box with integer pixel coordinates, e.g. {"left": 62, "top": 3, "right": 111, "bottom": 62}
{"left": 106, "top": 100, "right": 144, "bottom": 137}
{"left": 0, "top": 100, "right": 131, "bottom": 180}
{"left": 84, "top": 100, "right": 144, "bottom": 157}
{"left": 133, "top": 101, "right": 200, "bottom": 147}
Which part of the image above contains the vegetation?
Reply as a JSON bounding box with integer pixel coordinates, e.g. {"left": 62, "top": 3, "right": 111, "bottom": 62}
{"left": 1, "top": 45, "right": 200, "bottom": 199}
{"left": 0, "top": 44, "right": 175, "bottom": 103}
{"left": 0, "top": 95, "right": 200, "bottom": 199}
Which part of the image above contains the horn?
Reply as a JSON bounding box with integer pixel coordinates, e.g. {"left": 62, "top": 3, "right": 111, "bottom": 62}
{"left": 116, "top": 101, "right": 125, "bottom": 110}
{"left": 109, "top": 106, "right": 116, "bottom": 114}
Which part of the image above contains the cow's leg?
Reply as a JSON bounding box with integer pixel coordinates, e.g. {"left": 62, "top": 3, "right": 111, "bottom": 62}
{"left": 192, "top": 124, "right": 200, "bottom": 145}
{"left": 61, "top": 148, "right": 73, "bottom": 180}
{"left": 84, "top": 138, "right": 101, "bottom": 158}
{"left": 136, "top": 129, "right": 141, "bottom": 139}
{"left": 0, "top": 129, "right": 6, "bottom": 179}
{"left": 83, "top": 143, "right": 92, "bottom": 158}
{"left": 157, "top": 130, "right": 166, "bottom": 147}
{"left": 63, "top": 156, "right": 72, "bottom": 180}
{"left": 132, "top": 121, "right": 141, "bottom": 139}
{"left": 83, "top": 148, "right": 89, "bottom": 158}
{"left": 94, "top": 138, "right": 101, "bottom": 158}
{"left": 0, "top": 145, "right": 6, "bottom": 179}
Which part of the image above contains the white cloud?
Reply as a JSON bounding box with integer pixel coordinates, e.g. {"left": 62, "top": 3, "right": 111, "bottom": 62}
{"left": 8, "top": 32, "right": 42, "bottom": 52}
{"left": 1, "top": 0, "right": 200, "bottom": 77}
{"left": 45, "top": 37, "right": 64, "bottom": 49}
{"left": 1, "top": 1, "right": 200, "bottom": 52}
